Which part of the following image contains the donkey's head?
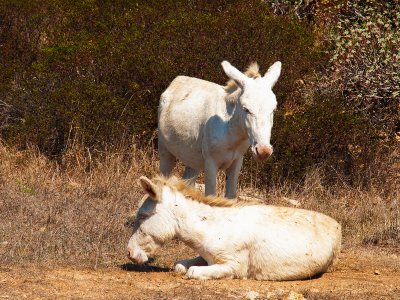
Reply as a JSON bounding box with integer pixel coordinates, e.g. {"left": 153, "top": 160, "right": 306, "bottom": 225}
{"left": 222, "top": 60, "right": 281, "bottom": 160}
{"left": 127, "top": 176, "right": 175, "bottom": 264}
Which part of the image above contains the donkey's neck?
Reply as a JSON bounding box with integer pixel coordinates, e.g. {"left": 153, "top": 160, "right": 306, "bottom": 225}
{"left": 224, "top": 90, "right": 248, "bottom": 146}
{"left": 173, "top": 193, "right": 218, "bottom": 251}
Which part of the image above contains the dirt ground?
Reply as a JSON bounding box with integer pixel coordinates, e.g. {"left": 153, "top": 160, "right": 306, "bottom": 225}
{"left": 0, "top": 248, "right": 399, "bottom": 300}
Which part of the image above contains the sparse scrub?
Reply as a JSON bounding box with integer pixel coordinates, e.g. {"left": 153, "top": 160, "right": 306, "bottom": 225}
{"left": 261, "top": 0, "right": 399, "bottom": 187}
{"left": 329, "top": 1, "right": 399, "bottom": 131}
{"left": 0, "top": 140, "right": 159, "bottom": 267}
{"left": 0, "top": 143, "right": 398, "bottom": 268}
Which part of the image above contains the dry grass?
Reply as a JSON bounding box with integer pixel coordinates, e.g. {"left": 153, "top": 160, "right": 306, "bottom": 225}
{"left": 0, "top": 142, "right": 398, "bottom": 269}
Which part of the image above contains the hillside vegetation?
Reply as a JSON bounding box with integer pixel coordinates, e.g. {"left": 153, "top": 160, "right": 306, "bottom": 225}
{"left": 0, "top": 0, "right": 399, "bottom": 271}
{"left": 1, "top": 0, "right": 398, "bottom": 186}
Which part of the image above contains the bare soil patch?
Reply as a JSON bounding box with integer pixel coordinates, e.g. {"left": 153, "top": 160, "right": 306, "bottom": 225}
{"left": 1, "top": 249, "right": 399, "bottom": 299}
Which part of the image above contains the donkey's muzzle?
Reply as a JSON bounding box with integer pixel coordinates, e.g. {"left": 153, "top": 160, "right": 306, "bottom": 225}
{"left": 127, "top": 246, "right": 148, "bottom": 264}
{"left": 255, "top": 145, "right": 273, "bottom": 160}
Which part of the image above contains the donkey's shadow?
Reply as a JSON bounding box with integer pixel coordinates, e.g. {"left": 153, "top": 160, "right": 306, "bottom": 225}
{"left": 120, "top": 259, "right": 171, "bottom": 273}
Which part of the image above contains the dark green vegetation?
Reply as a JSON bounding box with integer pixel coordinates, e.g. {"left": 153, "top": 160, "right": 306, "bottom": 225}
{"left": 0, "top": 0, "right": 398, "bottom": 187}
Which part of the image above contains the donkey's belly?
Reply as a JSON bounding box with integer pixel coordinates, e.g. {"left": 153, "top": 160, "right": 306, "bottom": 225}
{"left": 169, "top": 142, "right": 204, "bottom": 170}
{"left": 159, "top": 127, "right": 205, "bottom": 170}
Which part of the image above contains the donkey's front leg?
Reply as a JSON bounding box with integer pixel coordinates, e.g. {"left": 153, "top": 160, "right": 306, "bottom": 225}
{"left": 186, "top": 264, "right": 235, "bottom": 280}
{"left": 174, "top": 256, "right": 207, "bottom": 274}
{"left": 225, "top": 157, "right": 244, "bottom": 199}
{"left": 204, "top": 159, "right": 218, "bottom": 196}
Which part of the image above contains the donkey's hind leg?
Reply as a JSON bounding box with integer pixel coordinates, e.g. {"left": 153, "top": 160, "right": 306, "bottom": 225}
{"left": 159, "top": 139, "right": 176, "bottom": 176}
{"left": 183, "top": 167, "right": 199, "bottom": 186}
{"left": 174, "top": 256, "right": 207, "bottom": 274}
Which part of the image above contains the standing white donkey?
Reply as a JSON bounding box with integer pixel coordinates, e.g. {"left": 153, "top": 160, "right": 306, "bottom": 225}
{"left": 127, "top": 176, "right": 342, "bottom": 281}
{"left": 158, "top": 60, "right": 281, "bottom": 198}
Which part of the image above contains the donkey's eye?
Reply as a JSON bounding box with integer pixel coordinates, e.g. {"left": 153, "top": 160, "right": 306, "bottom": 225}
{"left": 243, "top": 107, "right": 251, "bottom": 114}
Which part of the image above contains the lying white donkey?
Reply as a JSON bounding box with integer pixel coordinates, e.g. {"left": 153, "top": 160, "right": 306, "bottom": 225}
{"left": 127, "top": 176, "right": 342, "bottom": 281}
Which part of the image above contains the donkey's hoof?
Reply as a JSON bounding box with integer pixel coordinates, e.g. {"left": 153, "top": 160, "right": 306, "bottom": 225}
{"left": 174, "top": 263, "right": 187, "bottom": 274}
{"left": 186, "top": 266, "right": 209, "bottom": 280}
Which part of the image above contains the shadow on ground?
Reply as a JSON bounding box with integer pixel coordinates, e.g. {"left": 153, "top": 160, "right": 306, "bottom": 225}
{"left": 120, "top": 262, "right": 171, "bottom": 273}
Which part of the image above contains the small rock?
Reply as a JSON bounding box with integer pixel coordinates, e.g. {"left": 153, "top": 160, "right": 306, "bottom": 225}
{"left": 286, "top": 291, "right": 306, "bottom": 300}
{"left": 374, "top": 270, "right": 380, "bottom": 275}
{"left": 245, "top": 291, "right": 259, "bottom": 300}
{"left": 266, "top": 290, "right": 305, "bottom": 300}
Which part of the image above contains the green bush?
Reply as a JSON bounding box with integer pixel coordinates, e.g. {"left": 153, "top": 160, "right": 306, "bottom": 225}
{"left": 0, "top": 0, "right": 317, "bottom": 156}
{"left": 253, "top": 0, "right": 399, "bottom": 187}
{"left": 1, "top": 0, "right": 397, "bottom": 186}
{"left": 328, "top": 0, "right": 399, "bottom": 140}
{"left": 249, "top": 91, "right": 384, "bottom": 186}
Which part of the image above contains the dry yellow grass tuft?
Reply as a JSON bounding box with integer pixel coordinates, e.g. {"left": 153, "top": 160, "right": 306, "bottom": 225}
{"left": 0, "top": 142, "right": 398, "bottom": 269}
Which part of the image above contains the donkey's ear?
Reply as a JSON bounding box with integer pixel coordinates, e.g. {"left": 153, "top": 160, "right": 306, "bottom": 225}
{"left": 139, "top": 176, "right": 161, "bottom": 201}
{"left": 264, "top": 61, "right": 282, "bottom": 88}
{"left": 221, "top": 61, "right": 249, "bottom": 88}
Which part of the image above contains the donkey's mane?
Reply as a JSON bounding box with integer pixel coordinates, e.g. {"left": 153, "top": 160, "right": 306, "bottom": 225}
{"left": 224, "top": 62, "right": 261, "bottom": 94}
{"left": 154, "top": 176, "right": 261, "bottom": 207}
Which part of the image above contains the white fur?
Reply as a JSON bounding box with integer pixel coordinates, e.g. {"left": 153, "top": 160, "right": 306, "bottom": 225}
{"left": 127, "top": 177, "right": 342, "bottom": 281}
{"left": 158, "top": 61, "right": 281, "bottom": 198}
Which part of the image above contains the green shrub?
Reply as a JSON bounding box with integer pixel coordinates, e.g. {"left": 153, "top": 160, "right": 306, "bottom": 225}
{"left": 1, "top": 0, "right": 396, "bottom": 186}
{"left": 255, "top": 0, "right": 399, "bottom": 187}
{"left": 252, "top": 91, "right": 384, "bottom": 186}
{"left": 0, "top": 0, "right": 317, "bottom": 156}
{"left": 328, "top": 0, "right": 399, "bottom": 140}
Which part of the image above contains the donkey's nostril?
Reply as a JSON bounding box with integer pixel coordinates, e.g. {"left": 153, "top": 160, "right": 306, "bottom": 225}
{"left": 127, "top": 247, "right": 134, "bottom": 259}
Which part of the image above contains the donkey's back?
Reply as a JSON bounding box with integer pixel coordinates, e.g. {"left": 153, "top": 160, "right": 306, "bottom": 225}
{"left": 159, "top": 75, "right": 225, "bottom": 111}
{"left": 243, "top": 206, "right": 341, "bottom": 280}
